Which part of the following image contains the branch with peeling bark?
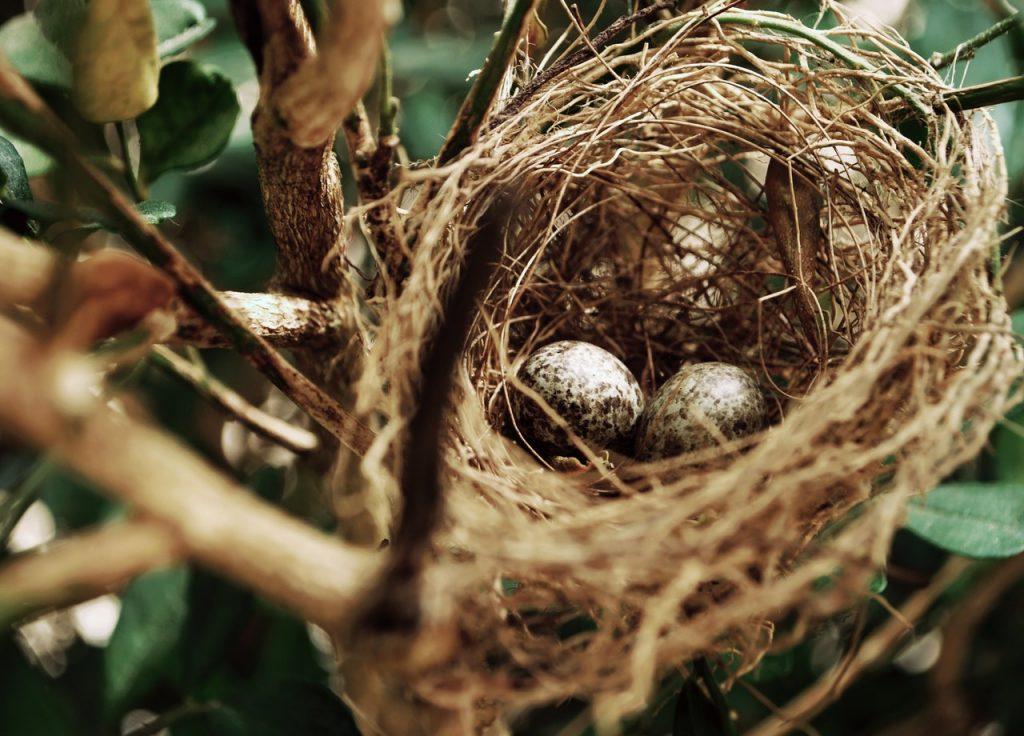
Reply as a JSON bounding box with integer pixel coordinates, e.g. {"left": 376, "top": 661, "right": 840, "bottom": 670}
{"left": 170, "top": 290, "right": 347, "bottom": 348}
{"left": 0, "top": 316, "right": 379, "bottom": 628}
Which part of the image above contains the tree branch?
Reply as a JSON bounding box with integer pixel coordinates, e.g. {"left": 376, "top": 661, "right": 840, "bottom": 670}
{"left": 0, "top": 233, "right": 348, "bottom": 350}
{"left": 0, "top": 519, "right": 182, "bottom": 626}
{"left": 930, "top": 11, "right": 1022, "bottom": 70}
{"left": 232, "top": 0, "right": 350, "bottom": 298}
{"left": 150, "top": 346, "right": 319, "bottom": 455}
{"left": 437, "top": 0, "right": 539, "bottom": 165}
{"left": 274, "top": 0, "right": 401, "bottom": 148}
{"left": 170, "top": 290, "right": 348, "bottom": 349}
{"left": 940, "top": 74, "right": 1024, "bottom": 112}
{"left": 0, "top": 316, "right": 379, "bottom": 628}
{"left": 0, "top": 57, "right": 374, "bottom": 455}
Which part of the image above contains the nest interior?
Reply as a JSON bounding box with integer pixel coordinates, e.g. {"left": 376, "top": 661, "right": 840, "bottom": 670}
{"left": 340, "top": 3, "right": 1021, "bottom": 728}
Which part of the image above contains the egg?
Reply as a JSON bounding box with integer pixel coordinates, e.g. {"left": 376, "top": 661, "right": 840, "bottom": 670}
{"left": 511, "top": 340, "right": 644, "bottom": 455}
{"left": 636, "top": 362, "right": 766, "bottom": 460}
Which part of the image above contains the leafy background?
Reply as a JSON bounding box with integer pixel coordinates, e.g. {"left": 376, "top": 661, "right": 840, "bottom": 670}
{"left": 0, "top": 1, "right": 1022, "bottom": 734}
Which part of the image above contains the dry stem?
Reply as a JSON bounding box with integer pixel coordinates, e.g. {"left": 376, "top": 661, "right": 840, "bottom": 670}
{"left": 0, "top": 316, "right": 379, "bottom": 627}
{"left": 151, "top": 346, "right": 319, "bottom": 455}
{"left": 0, "top": 519, "right": 182, "bottom": 626}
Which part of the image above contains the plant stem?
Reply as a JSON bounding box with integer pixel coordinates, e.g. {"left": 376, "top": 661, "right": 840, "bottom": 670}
{"left": 150, "top": 345, "right": 319, "bottom": 455}
{"left": 931, "top": 11, "right": 1022, "bottom": 70}
{"left": 437, "top": 0, "right": 538, "bottom": 164}
{"left": 0, "top": 458, "right": 54, "bottom": 552}
{"left": 941, "top": 74, "right": 1024, "bottom": 111}
{"left": 122, "top": 701, "right": 221, "bottom": 736}
{"left": 115, "top": 120, "right": 147, "bottom": 202}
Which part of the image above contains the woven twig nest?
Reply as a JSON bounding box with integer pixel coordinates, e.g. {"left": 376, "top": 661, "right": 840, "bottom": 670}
{"left": 344, "top": 3, "right": 1021, "bottom": 728}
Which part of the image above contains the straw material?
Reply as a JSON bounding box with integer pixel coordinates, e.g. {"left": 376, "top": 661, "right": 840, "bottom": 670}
{"left": 337, "top": 3, "right": 1022, "bottom": 730}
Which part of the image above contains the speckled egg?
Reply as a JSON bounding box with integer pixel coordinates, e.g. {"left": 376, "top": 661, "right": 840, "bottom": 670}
{"left": 636, "top": 362, "right": 767, "bottom": 460}
{"left": 511, "top": 340, "right": 644, "bottom": 455}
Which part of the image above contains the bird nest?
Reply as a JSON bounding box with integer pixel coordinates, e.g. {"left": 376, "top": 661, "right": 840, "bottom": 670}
{"left": 340, "top": 3, "right": 1020, "bottom": 730}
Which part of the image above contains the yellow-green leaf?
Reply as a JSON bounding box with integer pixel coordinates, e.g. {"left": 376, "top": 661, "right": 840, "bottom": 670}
{"left": 71, "top": 0, "right": 159, "bottom": 123}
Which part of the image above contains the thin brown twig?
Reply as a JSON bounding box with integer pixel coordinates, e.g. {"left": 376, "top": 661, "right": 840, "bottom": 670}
{"left": 341, "top": 102, "right": 404, "bottom": 289}
{"left": 927, "top": 554, "right": 1024, "bottom": 732}
{"left": 151, "top": 346, "right": 319, "bottom": 455}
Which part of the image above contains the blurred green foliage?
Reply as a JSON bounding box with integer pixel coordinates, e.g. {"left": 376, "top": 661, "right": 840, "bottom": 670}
{"left": 1, "top": 1, "right": 1024, "bottom": 735}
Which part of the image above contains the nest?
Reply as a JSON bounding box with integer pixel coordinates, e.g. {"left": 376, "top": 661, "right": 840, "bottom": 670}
{"left": 340, "top": 3, "right": 1021, "bottom": 730}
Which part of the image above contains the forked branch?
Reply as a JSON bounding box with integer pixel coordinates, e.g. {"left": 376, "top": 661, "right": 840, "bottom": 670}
{"left": 0, "top": 55, "right": 374, "bottom": 454}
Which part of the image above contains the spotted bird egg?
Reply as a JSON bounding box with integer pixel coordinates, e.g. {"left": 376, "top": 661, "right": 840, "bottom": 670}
{"left": 636, "top": 362, "right": 767, "bottom": 460}
{"left": 511, "top": 340, "right": 644, "bottom": 455}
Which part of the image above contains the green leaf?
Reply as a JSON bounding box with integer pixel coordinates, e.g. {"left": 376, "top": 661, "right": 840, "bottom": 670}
{"left": 104, "top": 566, "right": 190, "bottom": 716}
{"left": 0, "top": 13, "right": 71, "bottom": 88}
{"left": 152, "top": 0, "right": 217, "bottom": 57}
{"left": 746, "top": 650, "right": 795, "bottom": 683}
{"left": 71, "top": 0, "right": 160, "bottom": 123}
{"left": 1012, "top": 309, "right": 1024, "bottom": 341}
{"left": 995, "top": 405, "right": 1024, "bottom": 484}
{"left": 869, "top": 571, "right": 887, "bottom": 595}
{"left": 2, "top": 132, "right": 54, "bottom": 178}
{"left": 904, "top": 482, "right": 1024, "bottom": 559}
{"left": 168, "top": 682, "right": 360, "bottom": 736}
{"left": 32, "top": 0, "right": 213, "bottom": 64}
{"left": 3, "top": 198, "right": 176, "bottom": 229}
{"left": 177, "top": 571, "right": 253, "bottom": 689}
{"left": 137, "top": 60, "right": 240, "bottom": 181}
